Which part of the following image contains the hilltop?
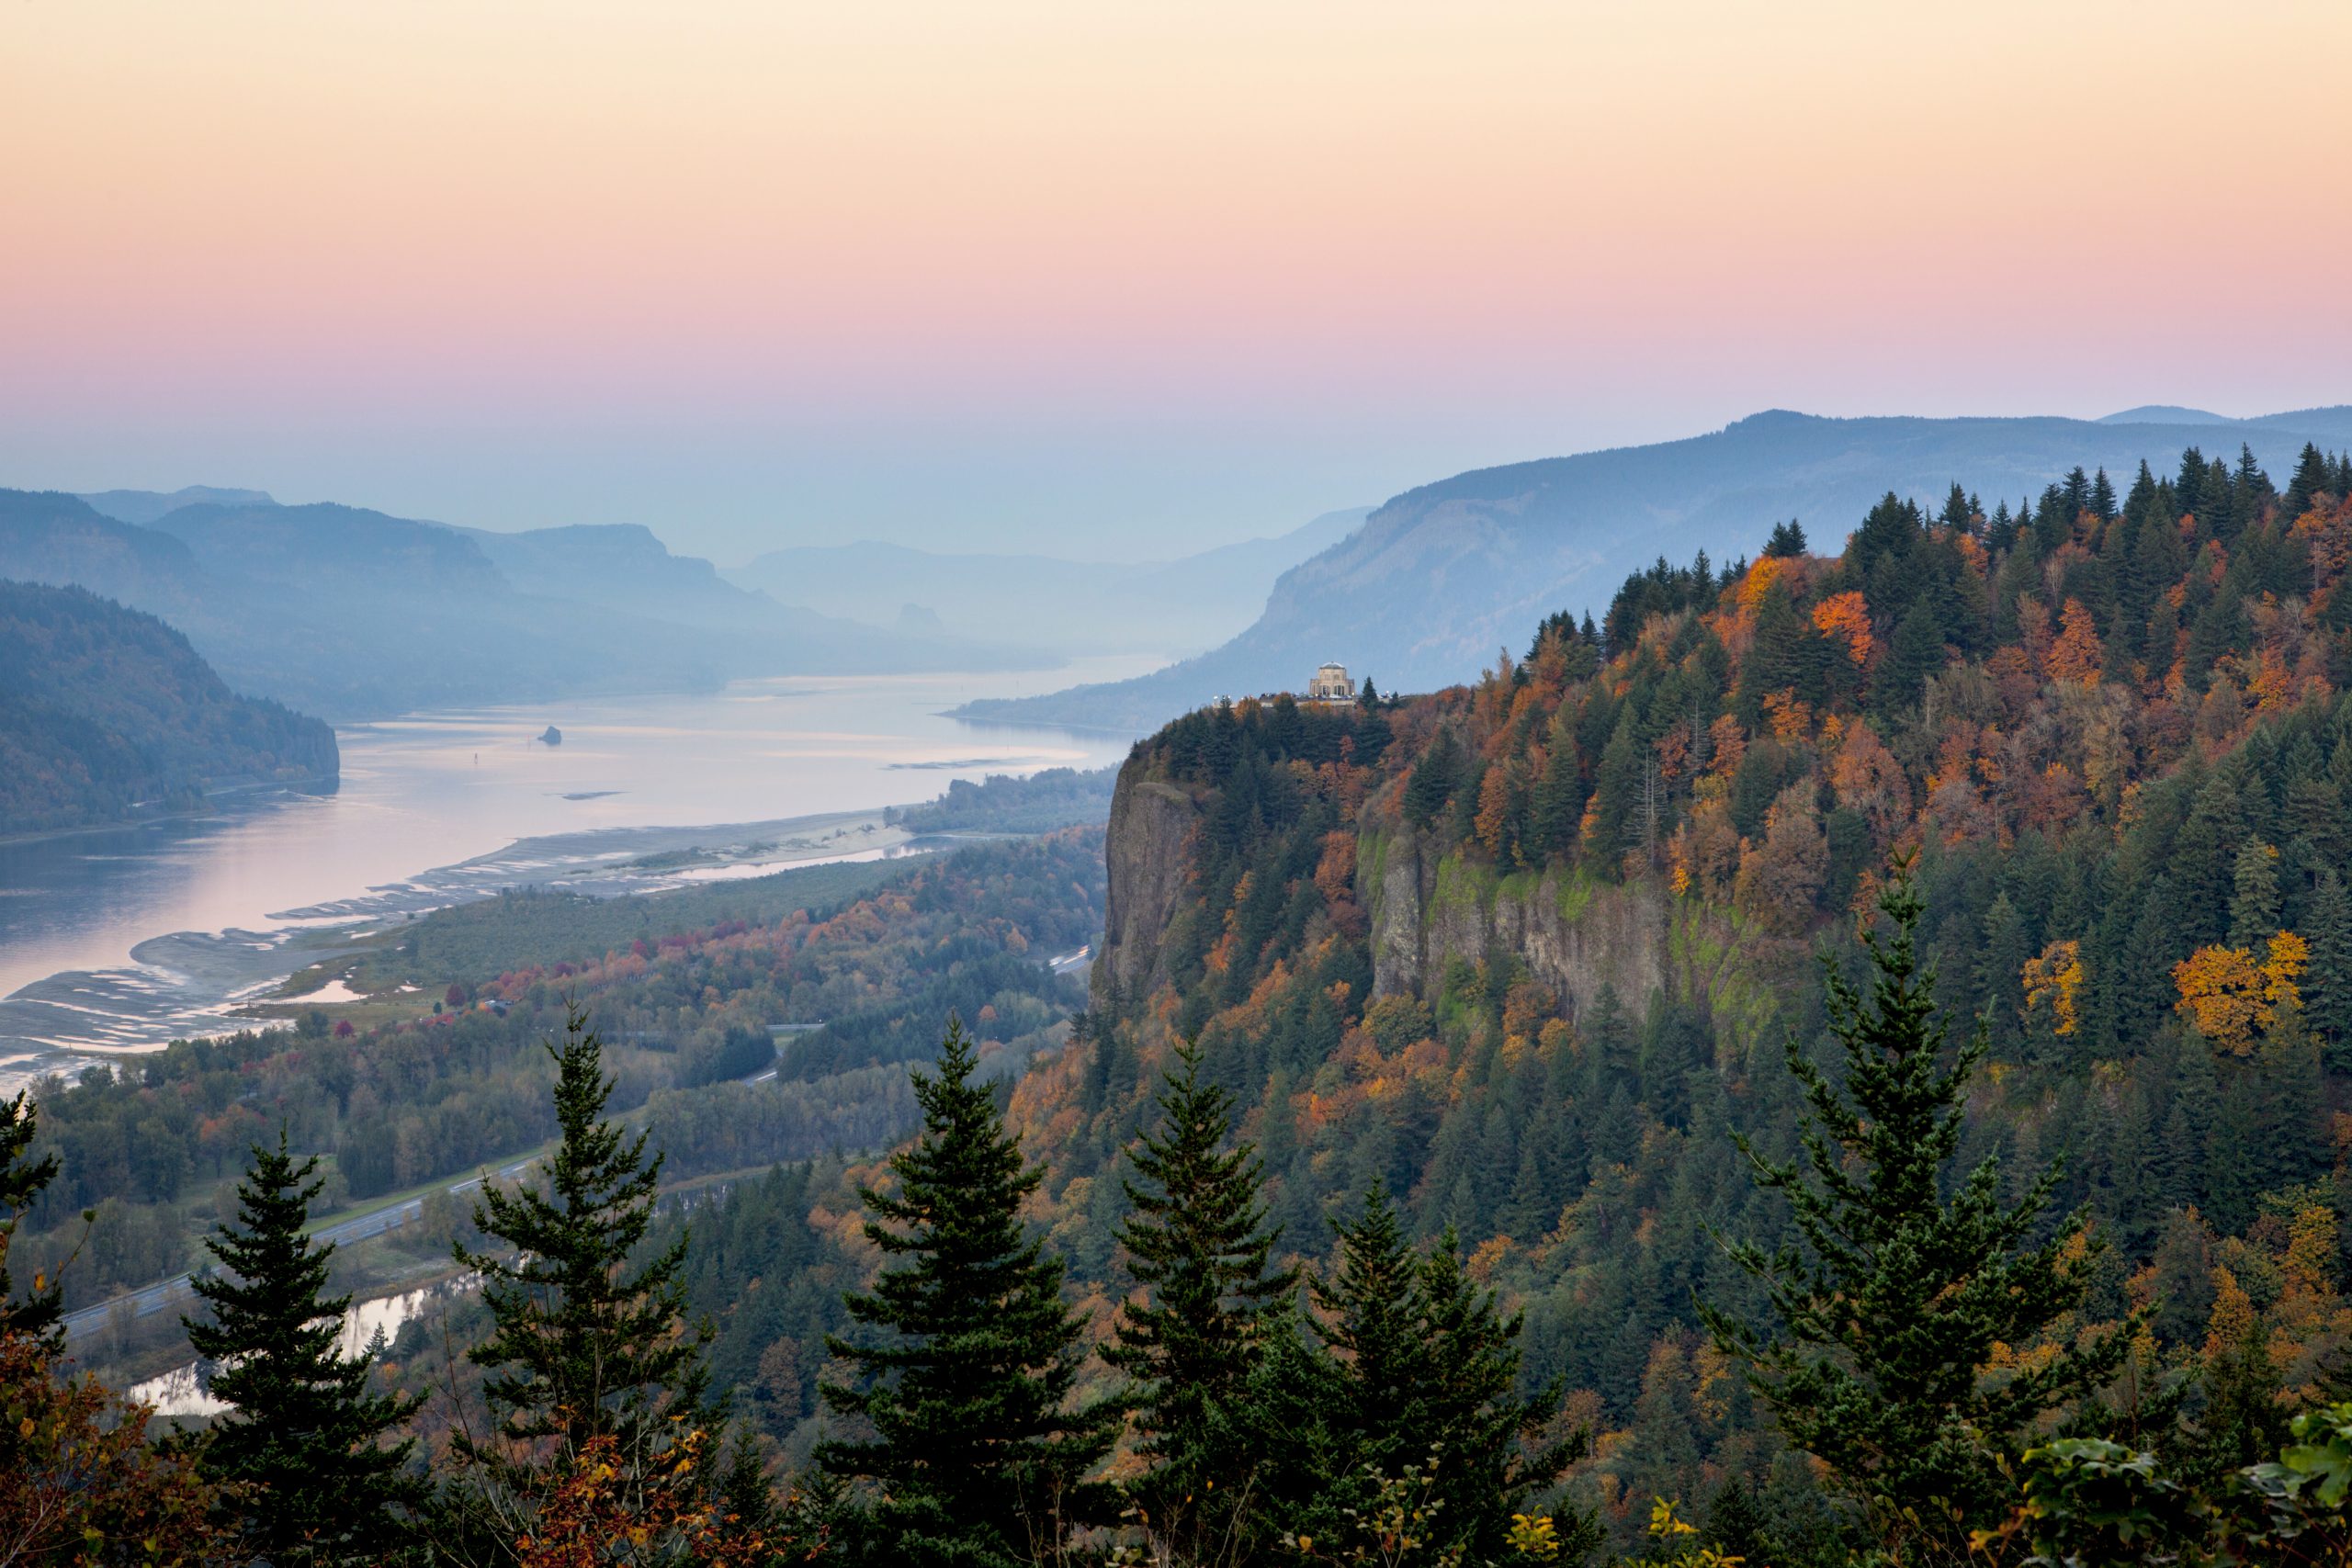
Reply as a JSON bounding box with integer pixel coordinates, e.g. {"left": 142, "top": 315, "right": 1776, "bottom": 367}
{"left": 1003, "top": 434, "right": 2352, "bottom": 1540}
{"left": 0, "top": 578, "right": 337, "bottom": 833}
{"left": 0, "top": 490, "right": 1048, "bottom": 719}
{"left": 963, "top": 405, "right": 2352, "bottom": 732}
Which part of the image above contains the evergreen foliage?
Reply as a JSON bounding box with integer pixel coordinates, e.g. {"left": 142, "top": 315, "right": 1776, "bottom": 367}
{"left": 1236, "top": 1186, "right": 1589, "bottom": 1562}
{"left": 1104, "top": 1039, "right": 1295, "bottom": 1540}
{"left": 1704, "top": 867, "right": 2133, "bottom": 1549}
{"left": 0, "top": 1091, "right": 62, "bottom": 1344}
{"left": 818, "top": 1017, "right": 1117, "bottom": 1566}
{"left": 184, "top": 1130, "right": 421, "bottom": 1563}
{"left": 453, "top": 1006, "right": 707, "bottom": 1525}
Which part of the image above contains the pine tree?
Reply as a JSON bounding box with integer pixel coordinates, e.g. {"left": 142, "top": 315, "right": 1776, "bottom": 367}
{"left": 0, "top": 1090, "right": 62, "bottom": 1344}
{"left": 1703, "top": 867, "right": 2133, "bottom": 1550}
{"left": 1871, "top": 594, "right": 1947, "bottom": 720}
{"left": 2307, "top": 869, "right": 2352, "bottom": 1053}
{"left": 1411, "top": 1231, "right": 1588, "bottom": 1560}
{"left": 2229, "top": 840, "right": 2283, "bottom": 949}
{"left": 1310, "top": 1186, "right": 1424, "bottom": 1471}
{"left": 2284, "top": 442, "right": 2334, "bottom": 520}
{"left": 819, "top": 1018, "right": 1115, "bottom": 1565}
{"left": 455, "top": 1006, "right": 707, "bottom": 1517}
{"left": 1402, "top": 730, "right": 1461, "bottom": 829}
{"left": 184, "top": 1130, "right": 421, "bottom": 1564}
{"left": 1106, "top": 1039, "right": 1295, "bottom": 1533}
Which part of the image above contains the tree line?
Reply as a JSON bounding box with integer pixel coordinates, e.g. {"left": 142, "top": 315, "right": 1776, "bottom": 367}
{"left": 10, "top": 873, "right": 2352, "bottom": 1563}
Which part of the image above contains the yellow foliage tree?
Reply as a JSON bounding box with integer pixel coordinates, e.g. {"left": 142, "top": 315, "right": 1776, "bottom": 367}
{"left": 2174, "top": 931, "right": 2307, "bottom": 1054}
{"left": 2020, "top": 939, "right": 2082, "bottom": 1038}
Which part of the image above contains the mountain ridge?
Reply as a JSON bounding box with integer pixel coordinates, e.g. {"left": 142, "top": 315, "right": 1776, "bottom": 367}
{"left": 959, "top": 406, "right": 2352, "bottom": 731}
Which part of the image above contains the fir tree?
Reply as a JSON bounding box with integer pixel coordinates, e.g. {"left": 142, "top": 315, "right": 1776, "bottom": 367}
{"left": 2306, "top": 869, "right": 2352, "bottom": 1052}
{"left": 1871, "top": 594, "right": 1947, "bottom": 720}
{"left": 819, "top": 1018, "right": 1116, "bottom": 1565}
{"left": 1411, "top": 1230, "right": 1589, "bottom": 1561}
{"left": 1248, "top": 1188, "right": 1583, "bottom": 1561}
{"left": 1402, "top": 730, "right": 1460, "bottom": 829}
{"left": 1106, "top": 1039, "right": 1295, "bottom": 1533}
{"left": 0, "top": 1090, "right": 62, "bottom": 1344}
{"left": 1764, "top": 519, "right": 1807, "bottom": 558}
{"left": 455, "top": 1006, "right": 707, "bottom": 1519}
{"left": 2284, "top": 442, "right": 2334, "bottom": 520}
{"left": 1703, "top": 866, "right": 2133, "bottom": 1550}
{"left": 184, "top": 1130, "right": 421, "bottom": 1564}
{"left": 2228, "top": 840, "right": 2283, "bottom": 949}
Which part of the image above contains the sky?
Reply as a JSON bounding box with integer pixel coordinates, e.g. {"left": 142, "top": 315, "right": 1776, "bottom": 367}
{"left": 4, "top": 0, "right": 2348, "bottom": 563}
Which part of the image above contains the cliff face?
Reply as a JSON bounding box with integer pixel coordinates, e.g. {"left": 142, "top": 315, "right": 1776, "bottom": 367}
{"left": 1093, "top": 744, "right": 1700, "bottom": 1036}
{"left": 1362, "top": 824, "right": 1667, "bottom": 1020}
{"left": 1092, "top": 772, "right": 1200, "bottom": 1010}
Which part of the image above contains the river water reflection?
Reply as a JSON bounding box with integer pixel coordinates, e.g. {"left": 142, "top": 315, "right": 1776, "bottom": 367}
{"left": 0, "top": 663, "right": 1147, "bottom": 1082}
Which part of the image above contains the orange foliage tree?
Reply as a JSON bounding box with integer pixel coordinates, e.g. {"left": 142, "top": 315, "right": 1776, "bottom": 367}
{"left": 2043, "top": 598, "right": 2105, "bottom": 685}
{"left": 1811, "top": 590, "right": 1875, "bottom": 667}
{"left": 2174, "top": 931, "right": 2306, "bottom": 1055}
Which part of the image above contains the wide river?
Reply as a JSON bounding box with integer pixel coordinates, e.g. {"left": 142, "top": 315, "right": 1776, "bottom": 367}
{"left": 0, "top": 662, "right": 1148, "bottom": 1087}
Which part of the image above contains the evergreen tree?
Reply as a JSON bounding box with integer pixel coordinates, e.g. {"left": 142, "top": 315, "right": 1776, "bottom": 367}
{"left": 1411, "top": 1231, "right": 1589, "bottom": 1561}
{"left": 1871, "top": 594, "right": 1947, "bottom": 720}
{"left": 454, "top": 1007, "right": 707, "bottom": 1525}
{"left": 1106, "top": 1039, "right": 1295, "bottom": 1538}
{"left": 819, "top": 1018, "right": 1115, "bottom": 1565}
{"left": 2229, "top": 840, "right": 2283, "bottom": 949}
{"left": 2284, "top": 442, "right": 2334, "bottom": 520}
{"left": 2307, "top": 868, "right": 2352, "bottom": 1052}
{"left": 1703, "top": 867, "right": 2133, "bottom": 1550}
{"left": 1764, "top": 519, "right": 1807, "bottom": 558}
{"left": 1246, "top": 1188, "right": 1584, "bottom": 1561}
{"left": 1402, "top": 729, "right": 1461, "bottom": 829}
{"left": 0, "top": 1090, "right": 62, "bottom": 1344}
{"left": 184, "top": 1130, "right": 421, "bottom": 1564}
{"left": 2090, "top": 466, "right": 2119, "bottom": 523}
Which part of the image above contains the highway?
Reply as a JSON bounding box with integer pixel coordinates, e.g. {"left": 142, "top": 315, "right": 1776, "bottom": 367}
{"left": 60, "top": 1156, "right": 535, "bottom": 1344}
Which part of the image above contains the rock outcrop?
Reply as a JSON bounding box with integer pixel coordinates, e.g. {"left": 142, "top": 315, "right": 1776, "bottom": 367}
{"left": 1092, "top": 773, "right": 1200, "bottom": 1010}
{"left": 1363, "top": 823, "right": 1668, "bottom": 1022}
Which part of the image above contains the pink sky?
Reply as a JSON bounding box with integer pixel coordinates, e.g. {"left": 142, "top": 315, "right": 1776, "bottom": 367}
{"left": 4, "top": 1, "right": 2347, "bottom": 558}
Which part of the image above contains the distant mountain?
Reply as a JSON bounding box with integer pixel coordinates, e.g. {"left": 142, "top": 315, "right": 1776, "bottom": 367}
{"left": 0, "top": 492, "right": 1053, "bottom": 719}
{"left": 76, "top": 485, "right": 277, "bottom": 525}
{"left": 0, "top": 578, "right": 337, "bottom": 834}
{"left": 729, "top": 507, "right": 1369, "bottom": 660}
{"left": 960, "top": 406, "right": 2352, "bottom": 732}
{"left": 2098, "top": 404, "right": 2232, "bottom": 425}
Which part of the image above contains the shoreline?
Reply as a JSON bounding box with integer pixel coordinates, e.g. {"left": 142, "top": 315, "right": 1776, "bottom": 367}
{"left": 0, "top": 770, "right": 343, "bottom": 852}
{"left": 0, "top": 803, "right": 939, "bottom": 1092}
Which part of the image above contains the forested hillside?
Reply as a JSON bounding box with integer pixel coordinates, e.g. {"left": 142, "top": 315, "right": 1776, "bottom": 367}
{"left": 966, "top": 405, "right": 2352, "bottom": 730}
{"left": 0, "top": 579, "right": 336, "bottom": 833}
{"left": 1034, "top": 438, "right": 2352, "bottom": 1543}
{"left": 17, "top": 440, "right": 2352, "bottom": 1563}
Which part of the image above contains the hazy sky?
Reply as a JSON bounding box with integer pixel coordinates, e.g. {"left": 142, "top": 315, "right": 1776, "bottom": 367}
{"left": 5, "top": 1, "right": 2348, "bottom": 562}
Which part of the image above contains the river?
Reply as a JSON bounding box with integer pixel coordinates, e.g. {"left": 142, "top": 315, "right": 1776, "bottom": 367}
{"left": 0, "top": 661, "right": 1149, "bottom": 1088}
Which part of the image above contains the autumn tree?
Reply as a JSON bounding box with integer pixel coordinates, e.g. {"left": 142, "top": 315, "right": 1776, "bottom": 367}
{"left": 1704, "top": 867, "right": 2133, "bottom": 1551}
{"left": 0, "top": 1105, "right": 225, "bottom": 1565}
{"left": 2044, "top": 597, "right": 2105, "bottom": 684}
{"left": 2175, "top": 933, "right": 2306, "bottom": 1055}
